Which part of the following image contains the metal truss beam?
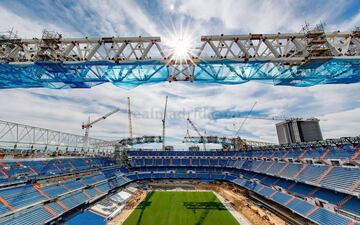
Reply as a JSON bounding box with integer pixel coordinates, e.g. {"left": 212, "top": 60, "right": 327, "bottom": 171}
{"left": 183, "top": 136, "right": 273, "bottom": 148}
{"left": 93, "top": 136, "right": 162, "bottom": 148}
{"left": 0, "top": 30, "right": 360, "bottom": 88}
{"left": 0, "top": 119, "right": 107, "bottom": 152}
{"left": 261, "top": 136, "right": 360, "bottom": 150}
{"left": 199, "top": 32, "right": 358, "bottom": 60}
{"left": 183, "top": 135, "right": 360, "bottom": 151}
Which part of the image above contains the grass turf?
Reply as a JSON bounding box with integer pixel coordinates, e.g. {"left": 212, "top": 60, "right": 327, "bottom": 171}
{"left": 123, "top": 191, "right": 240, "bottom": 225}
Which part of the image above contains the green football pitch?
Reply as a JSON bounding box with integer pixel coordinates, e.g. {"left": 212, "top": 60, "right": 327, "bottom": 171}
{"left": 122, "top": 191, "right": 240, "bottom": 225}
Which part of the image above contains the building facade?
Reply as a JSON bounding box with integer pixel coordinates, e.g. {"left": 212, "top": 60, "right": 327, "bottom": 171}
{"left": 276, "top": 118, "right": 323, "bottom": 144}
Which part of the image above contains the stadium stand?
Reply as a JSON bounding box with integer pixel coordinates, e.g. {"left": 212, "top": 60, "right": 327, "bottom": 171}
{"left": 126, "top": 146, "right": 360, "bottom": 224}
{"left": 0, "top": 145, "right": 359, "bottom": 225}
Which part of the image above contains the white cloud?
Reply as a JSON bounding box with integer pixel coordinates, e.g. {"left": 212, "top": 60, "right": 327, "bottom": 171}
{"left": 330, "top": 11, "right": 360, "bottom": 31}
{"left": 320, "top": 108, "right": 360, "bottom": 138}
{"left": 0, "top": 6, "right": 74, "bottom": 38}
{"left": 78, "top": 0, "right": 161, "bottom": 36}
{"left": 2, "top": 81, "right": 359, "bottom": 148}
{"left": 173, "top": 0, "right": 355, "bottom": 33}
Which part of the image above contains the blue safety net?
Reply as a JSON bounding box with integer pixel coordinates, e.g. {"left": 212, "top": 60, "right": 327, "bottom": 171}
{"left": 0, "top": 58, "right": 359, "bottom": 89}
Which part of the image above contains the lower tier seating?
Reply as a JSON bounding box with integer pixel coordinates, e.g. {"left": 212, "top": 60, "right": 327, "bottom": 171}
{"left": 127, "top": 166, "right": 360, "bottom": 221}
{"left": 0, "top": 166, "right": 129, "bottom": 225}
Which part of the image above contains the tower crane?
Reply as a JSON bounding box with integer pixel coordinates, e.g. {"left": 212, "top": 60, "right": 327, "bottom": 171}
{"left": 234, "top": 101, "right": 257, "bottom": 137}
{"left": 127, "top": 97, "right": 133, "bottom": 139}
{"left": 232, "top": 115, "right": 300, "bottom": 121}
{"left": 82, "top": 108, "right": 120, "bottom": 148}
{"left": 162, "top": 96, "right": 168, "bottom": 151}
{"left": 187, "top": 118, "right": 207, "bottom": 150}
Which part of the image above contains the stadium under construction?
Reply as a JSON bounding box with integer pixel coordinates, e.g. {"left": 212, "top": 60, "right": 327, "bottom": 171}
{"left": 0, "top": 24, "right": 360, "bottom": 225}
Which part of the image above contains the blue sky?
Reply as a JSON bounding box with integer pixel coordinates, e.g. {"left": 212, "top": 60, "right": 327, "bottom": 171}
{"left": 0, "top": 0, "right": 359, "bottom": 149}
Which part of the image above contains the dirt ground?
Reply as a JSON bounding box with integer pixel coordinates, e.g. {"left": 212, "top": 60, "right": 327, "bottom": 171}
{"left": 197, "top": 183, "right": 288, "bottom": 225}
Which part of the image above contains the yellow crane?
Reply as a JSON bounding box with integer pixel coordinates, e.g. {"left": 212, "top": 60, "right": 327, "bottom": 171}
{"left": 127, "top": 97, "right": 133, "bottom": 139}
{"left": 82, "top": 108, "right": 120, "bottom": 148}
{"left": 162, "top": 96, "right": 168, "bottom": 151}
{"left": 187, "top": 118, "right": 207, "bottom": 151}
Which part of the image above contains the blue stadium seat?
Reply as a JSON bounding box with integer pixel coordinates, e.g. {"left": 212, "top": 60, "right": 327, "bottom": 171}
{"left": 266, "top": 162, "right": 287, "bottom": 175}
{"left": 0, "top": 184, "right": 46, "bottom": 209}
{"left": 340, "top": 197, "right": 360, "bottom": 216}
{"left": 60, "top": 191, "right": 88, "bottom": 209}
{"left": 271, "top": 192, "right": 292, "bottom": 205}
{"left": 321, "top": 167, "right": 360, "bottom": 192}
{"left": 308, "top": 207, "right": 351, "bottom": 225}
{"left": 0, "top": 205, "right": 53, "bottom": 225}
{"left": 47, "top": 201, "right": 65, "bottom": 215}
{"left": 42, "top": 184, "right": 68, "bottom": 198}
{"left": 287, "top": 198, "right": 315, "bottom": 215}
{"left": 289, "top": 183, "right": 315, "bottom": 197}
{"left": 312, "top": 188, "right": 348, "bottom": 206}
{"left": 296, "top": 165, "right": 328, "bottom": 183}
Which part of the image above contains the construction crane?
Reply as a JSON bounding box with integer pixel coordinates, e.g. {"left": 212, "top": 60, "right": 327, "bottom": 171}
{"left": 232, "top": 102, "right": 301, "bottom": 135}
{"left": 187, "top": 118, "right": 207, "bottom": 150}
{"left": 233, "top": 115, "right": 300, "bottom": 121}
{"left": 162, "top": 96, "right": 168, "bottom": 151}
{"left": 127, "top": 97, "right": 133, "bottom": 139}
{"left": 82, "top": 108, "right": 120, "bottom": 148}
{"left": 234, "top": 101, "right": 257, "bottom": 137}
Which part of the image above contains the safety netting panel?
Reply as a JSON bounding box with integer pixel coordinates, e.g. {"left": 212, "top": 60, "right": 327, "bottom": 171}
{"left": 195, "top": 58, "right": 360, "bottom": 86}
{"left": 0, "top": 58, "right": 359, "bottom": 89}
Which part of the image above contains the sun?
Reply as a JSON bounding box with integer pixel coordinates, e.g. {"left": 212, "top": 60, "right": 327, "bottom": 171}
{"left": 163, "top": 27, "right": 197, "bottom": 64}
{"left": 169, "top": 37, "right": 192, "bottom": 60}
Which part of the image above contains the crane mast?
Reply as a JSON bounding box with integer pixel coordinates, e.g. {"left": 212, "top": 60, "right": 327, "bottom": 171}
{"left": 234, "top": 101, "right": 257, "bottom": 137}
{"left": 187, "top": 118, "right": 206, "bottom": 150}
{"left": 82, "top": 108, "right": 120, "bottom": 149}
{"left": 127, "top": 97, "right": 133, "bottom": 139}
{"left": 233, "top": 102, "right": 300, "bottom": 137}
{"left": 162, "top": 96, "right": 168, "bottom": 151}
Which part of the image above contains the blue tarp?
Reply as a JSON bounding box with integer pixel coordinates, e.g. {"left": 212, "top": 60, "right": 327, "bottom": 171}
{"left": 0, "top": 58, "right": 359, "bottom": 89}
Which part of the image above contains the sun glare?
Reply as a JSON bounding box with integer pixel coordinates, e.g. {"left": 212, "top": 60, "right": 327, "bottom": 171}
{"left": 170, "top": 37, "right": 191, "bottom": 60}
{"left": 163, "top": 26, "right": 197, "bottom": 64}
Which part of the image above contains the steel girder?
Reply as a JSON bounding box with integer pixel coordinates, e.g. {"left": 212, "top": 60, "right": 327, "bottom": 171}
{"left": 260, "top": 136, "right": 360, "bottom": 150}
{"left": 92, "top": 135, "right": 162, "bottom": 148}
{"left": 183, "top": 136, "right": 273, "bottom": 148}
{"left": 0, "top": 119, "right": 107, "bottom": 152}
{"left": 0, "top": 31, "right": 360, "bottom": 89}
{"left": 183, "top": 135, "right": 360, "bottom": 151}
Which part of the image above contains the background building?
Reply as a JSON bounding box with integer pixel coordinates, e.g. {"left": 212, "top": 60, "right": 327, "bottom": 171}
{"left": 276, "top": 118, "right": 323, "bottom": 144}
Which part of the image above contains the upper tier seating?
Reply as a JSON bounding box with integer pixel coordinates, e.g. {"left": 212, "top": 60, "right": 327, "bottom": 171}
{"left": 0, "top": 157, "right": 114, "bottom": 183}
{"left": 128, "top": 144, "right": 360, "bottom": 161}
